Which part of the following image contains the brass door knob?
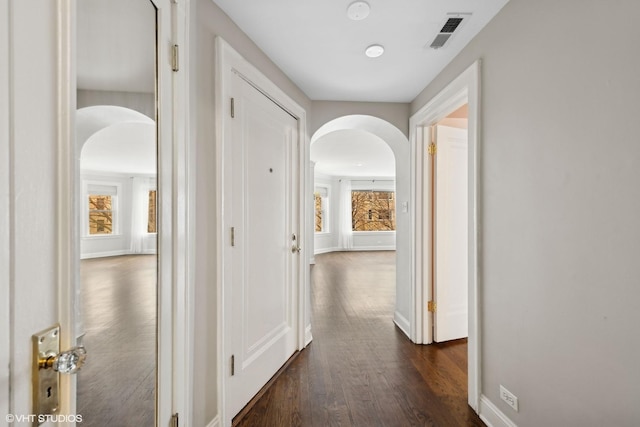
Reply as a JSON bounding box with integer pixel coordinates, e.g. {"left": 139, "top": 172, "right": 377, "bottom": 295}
{"left": 39, "top": 346, "right": 87, "bottom": 374}
{"left": 291, "top": 245, "right": 301, "bottom": 253}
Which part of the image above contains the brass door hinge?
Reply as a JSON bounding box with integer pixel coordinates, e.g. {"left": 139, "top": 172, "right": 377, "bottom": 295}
{"left": 427, "top": 301, "right": 436, "bottom": 313}
{"left": 171, "top": 45, "right": 179, "bottom": 72}
{"left": 427, "top": 143, "right": 437, "bottom": 156}
{"left": 231, "top": 227, "right": 235, "bottom": 247}
{"left": 171, "top": 413, "right": 179, "bottom": 427}
{"left": 231, "top": 97, "right": 235, "bottom": 118}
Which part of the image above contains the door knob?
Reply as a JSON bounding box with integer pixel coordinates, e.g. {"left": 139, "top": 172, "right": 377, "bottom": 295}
{"left": 291, "top": 244, "right": 301, "bottom": 253}
{"left": 39, "top": 346, "right": 87, "bottom": 374}
{"left": 33, "top": 324, "right": 88, "bottom": 422}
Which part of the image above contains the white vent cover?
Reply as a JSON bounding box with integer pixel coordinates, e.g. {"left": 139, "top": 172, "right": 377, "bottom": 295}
{"left": 429, "top": 13, "right": 471, "bottom": 49}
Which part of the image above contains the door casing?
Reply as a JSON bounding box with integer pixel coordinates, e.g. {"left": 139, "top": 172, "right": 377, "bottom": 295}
{"left": 215, "top": 37, "right": 309, "bottom": 427}
{"left": 409, "top": 60, "right": 481, "bottom": 411}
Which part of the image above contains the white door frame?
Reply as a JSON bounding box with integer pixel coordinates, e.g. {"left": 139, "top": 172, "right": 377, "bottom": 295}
{"left": 215, "top": 37, "right": 309, "bottom": 427}
{"left": 0, "top": 0, "right": 10, "bottom": 418}
{"left": 410, "top": 60, "right": 481, "bottom": 411}
{"left": 56, "top": 0, "right": 193, "bottom": 425}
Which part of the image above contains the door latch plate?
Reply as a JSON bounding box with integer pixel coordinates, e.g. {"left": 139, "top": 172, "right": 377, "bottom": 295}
{"left": 32, "top": 325, "right": 60, "bottom": 421}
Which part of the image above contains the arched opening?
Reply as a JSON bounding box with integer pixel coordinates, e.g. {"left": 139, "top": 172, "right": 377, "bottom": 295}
{"left": 310, "top": 114, "right": 412, "bottom": 337}
{"left": 76, "top": 104, "right": 158, "bottom": 423}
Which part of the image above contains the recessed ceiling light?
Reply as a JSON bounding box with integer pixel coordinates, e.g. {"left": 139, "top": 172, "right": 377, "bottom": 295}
{"left": 365, "top": 44, "right": 384, "bottom": 58}
{"left": 347, "top": 1, "right": 370, "bottom": 21}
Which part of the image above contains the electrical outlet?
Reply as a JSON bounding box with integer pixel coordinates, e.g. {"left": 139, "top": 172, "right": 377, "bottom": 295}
{"left": 500, "top": 385, "right": 518, "bottom": 412}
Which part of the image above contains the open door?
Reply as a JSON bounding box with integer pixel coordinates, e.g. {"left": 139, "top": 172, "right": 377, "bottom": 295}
{"left": 433, "top": 125, "right": 469, "bottom": 342}
{"left": 2, "top": 0, "right": 188, "bottom": 425}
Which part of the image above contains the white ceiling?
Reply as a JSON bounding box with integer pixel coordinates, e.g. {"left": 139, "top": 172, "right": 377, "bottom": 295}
{"left": 312, "top": 129, "right": 395, "bottom": 177}
{"left": 212, "top": 0, "right": 509, "bottom": 102}
{"left": 74, "top": 0, "right": 507, "bottom": 178}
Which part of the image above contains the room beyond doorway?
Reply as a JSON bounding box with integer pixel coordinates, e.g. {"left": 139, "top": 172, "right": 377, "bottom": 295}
{"left": 310, "top": 114, "right": 413, "bottom": 339}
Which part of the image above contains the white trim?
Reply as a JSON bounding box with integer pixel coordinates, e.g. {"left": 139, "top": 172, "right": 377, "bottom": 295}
{"left": 479, "top": 395, "right": 518, "bottom": 427}
{"left": 314, "top": 247, "right": 338, "bottom": 255}
{"left": 168, "top": 0, "right": 194, "bottom": 424}
{"left": 56, "top": 0, "right": 78, "bottom": 420}
{"left": 80, "top": 250, "right": 127, "bottom": 260}
{"left": 215, "top": 37, "right": 308, "bottom": 427}
{"left": 79, "top": 249, "right": 157, "bottom": 260}
{"left": 314, "top": 246, "right": 396, "bottom": 255}
{"left": 305, "top": 325, "right": 313, "bottom": 347}
{"left": 409, "top": 60, "right": 481, "bottom": 411}
{"left": 206, "top": 415, "right": 222, "bottom": 427}
{"left": 0, "top": 0, "right": 11, "bottom": 418}
{"left": 393, "top": 310, "right": 411, "bottom": 338}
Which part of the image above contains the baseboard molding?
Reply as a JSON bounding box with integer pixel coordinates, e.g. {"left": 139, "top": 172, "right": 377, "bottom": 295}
{"left": 479, "top": 394, "right": 517, "bottom": 427}
{"left": 393, "top": 310, "right": 411, "bottom": 338}
{"left": 81, "top": 249, "right": 157, "bottom": 259}
{"left": 80, "top": 249, "right": 128, "bottom": 259}
{"left": 305, "top": 324, "right": 313, "bottom": 347}
{"left": 349, "top": 246, "right": 396, "bottom": 251}
{"left": 314, "top": 246, "right": 396, "bottom": 255}
{"left": 314, "top": 246, "right": 339, "bottom": 255}
{"left": 206, "top": 415, "right": 221, "bottom": 427}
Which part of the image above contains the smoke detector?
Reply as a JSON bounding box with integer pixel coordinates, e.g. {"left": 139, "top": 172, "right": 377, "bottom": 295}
{"left": 347, "top": 1, "right": 370, "bottom": 21}
{"left": 428, "top": 13, "right": 471, "bottom": 49}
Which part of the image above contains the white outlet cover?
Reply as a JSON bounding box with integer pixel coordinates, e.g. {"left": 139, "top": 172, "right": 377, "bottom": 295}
{"left": 500, "top": 385, "right": 519, "bottom": 412}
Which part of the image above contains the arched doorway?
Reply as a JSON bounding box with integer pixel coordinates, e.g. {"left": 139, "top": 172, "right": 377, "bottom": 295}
{"left": 309, "top": 115, "right": 413, "bottom": 337}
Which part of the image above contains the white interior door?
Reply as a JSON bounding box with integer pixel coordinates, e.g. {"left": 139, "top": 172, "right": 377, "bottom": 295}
{"left": 434, "top": 125, "right": 469, "bottom": 342}
{"left": 225, "top": 73, "right": 299, "bottom": 419}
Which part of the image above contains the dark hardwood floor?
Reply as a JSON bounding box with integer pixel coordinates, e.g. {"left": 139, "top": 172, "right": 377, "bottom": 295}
{"left": 235, "top": 251, "right": 484, "bottom": 427}
{"left": 77, "top": 254, "right": 156, "bottom": 427}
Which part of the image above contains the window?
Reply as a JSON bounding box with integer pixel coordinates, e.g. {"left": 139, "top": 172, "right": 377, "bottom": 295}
{"left": 147, "top": 190, "right": 157, "bottom": 233}
{"left": 88, "top": 195, "right": 113, "bottom": 235}
{"left": 314, "top": 187, "right": 329, "bottom": 233}
{"left": 86, "top": 182, "right": 119, "bottom": 236}
{"left": 351, "top": 190, "right": 395, "bottom": 231}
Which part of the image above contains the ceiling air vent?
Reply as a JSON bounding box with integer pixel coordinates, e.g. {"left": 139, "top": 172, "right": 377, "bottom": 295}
{"left": 428, "top": 13, "right": 471, "bottom": 49}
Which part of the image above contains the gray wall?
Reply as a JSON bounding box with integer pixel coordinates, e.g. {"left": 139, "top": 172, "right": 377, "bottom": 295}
{"left": 190, "top": 0, "right": 311, "bottom": 424}
{"left": 412, "top": 0, "right": 640, "bottom": 425}
{"left": 77, "top": 89, "right": 155, "bottom": 119}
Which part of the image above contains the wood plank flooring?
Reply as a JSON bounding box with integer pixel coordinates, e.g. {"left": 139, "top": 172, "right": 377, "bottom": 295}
{"left": 235, "top": 251, "right": 485, "bottom": 427}
{"left": 77, "top": 254, "right": 156, "bottom": 427}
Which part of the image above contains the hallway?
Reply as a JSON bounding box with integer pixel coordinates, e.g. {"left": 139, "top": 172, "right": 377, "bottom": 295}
{"left": 235, "top": 251, "right": 484, "bottom": 427}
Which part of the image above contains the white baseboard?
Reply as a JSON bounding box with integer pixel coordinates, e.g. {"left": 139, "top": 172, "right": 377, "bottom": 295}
{"left": 80, "top": 249, "right": 127, "bottom": 259}
{"left": 393, "top": 310, "right": 411, "bottom": 338}
{"left": 314, "top": 246, "right": 396, "bottom": 255}
{"left": 80, "top": 249, "right": 157, "bottom": 259}
{"left": 479, "top": 394, "right": 517, "bottom": 427}
{"left": 305, "top": 325, "right": 313, "bottom": 347}
{"left": 206, "top": 415, "right": 221, "bottom": 427}
{"left": 349, "top": 245, "right": 396, "bottom": 251}
{"left": 314, "top": 246, "right": 339, "bottom": 255}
